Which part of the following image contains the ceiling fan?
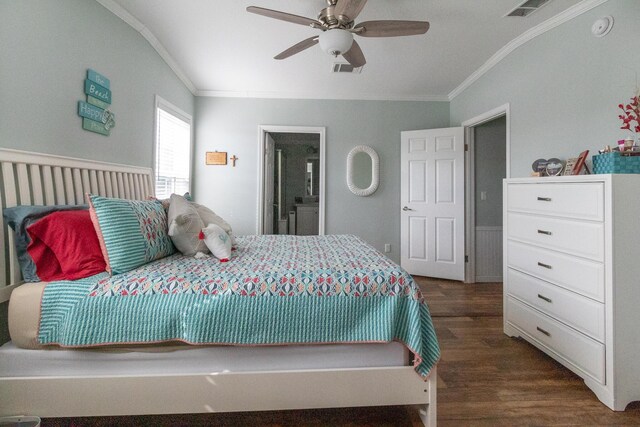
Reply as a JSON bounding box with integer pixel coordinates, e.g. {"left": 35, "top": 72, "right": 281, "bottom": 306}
{"left": 247, "top": 0, "right": 430, "bottom": 68}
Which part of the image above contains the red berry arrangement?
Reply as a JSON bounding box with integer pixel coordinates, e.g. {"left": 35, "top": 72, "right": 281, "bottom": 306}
{"left": 618, "top": 94, "right": 640, "bottom": 133}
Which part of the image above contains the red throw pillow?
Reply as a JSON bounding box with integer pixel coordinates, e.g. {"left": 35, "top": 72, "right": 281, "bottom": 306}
{"left": 24, "top": 235, "right": 64, "bottom": 281}
{"left": 27, "top": 210, "right": 106, "bottom": 281}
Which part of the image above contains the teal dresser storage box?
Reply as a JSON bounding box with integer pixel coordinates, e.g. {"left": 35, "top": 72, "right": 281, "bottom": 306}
{"left": 592, "top": 151, "right": 640, "bottom": 174}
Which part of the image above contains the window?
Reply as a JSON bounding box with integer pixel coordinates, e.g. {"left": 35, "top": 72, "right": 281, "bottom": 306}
{"left": 154, "top": 96, "right": 192, "bottom": 199}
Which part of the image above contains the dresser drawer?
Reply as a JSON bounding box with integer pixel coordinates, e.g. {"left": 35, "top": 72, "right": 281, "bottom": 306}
{"left": 507, "top": 268, "right": 604, "bottom": 341}
{"left": 507, "top": 213, "right": 604, "bottom": 261}
{"left": 506, "top": 297, "right": 605, "bottom": 384}
{"left": 506, "top": 240, "right": 604, "bottom": 302}
{"left": 506, "top": 182, "right": 604, "bottom": 221}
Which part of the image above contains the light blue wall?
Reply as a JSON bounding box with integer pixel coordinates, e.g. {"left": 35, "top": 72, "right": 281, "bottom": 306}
{"left": 194, "top": 97, "right": 450, "bottom": 261}
{"left": 0, "top": 0, "right": 194, "bottom": 345}
{"left": 451, "top": 0, "right": 640, "bottom": 177}
{"left": 0, "top": 0, "right": 194, "bottom": 167}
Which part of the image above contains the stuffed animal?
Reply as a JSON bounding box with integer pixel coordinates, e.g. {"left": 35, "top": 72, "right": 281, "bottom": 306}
{"left": 193, "top": 202, "right": 237, "bottom": 247}
{"left": 200, "top": 223, "right": 232, "bottom": 262}
{"left": 168, "top": 194, "right": 208, "bottom": 256}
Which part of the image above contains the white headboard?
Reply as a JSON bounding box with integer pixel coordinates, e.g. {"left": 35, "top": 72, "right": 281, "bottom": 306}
{"left": 0, "top": 148, "right": 154, "bottom": 302}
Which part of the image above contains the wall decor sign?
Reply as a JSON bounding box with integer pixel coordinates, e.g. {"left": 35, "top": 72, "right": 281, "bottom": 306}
{"left": 84, "top": 79, "right": 112, "bottom": 104}
{"left": 81, "top": 117, "right": 110, "bottom": 136}
{"left": 88, "top": 69, "right": 110, "bottom": 88}
{"left": 78, "top": 69, "right": 115, "bottom": 136}
{"left": 87, "top": 96, "right": 109, "bottom": 110}
{"left": 206, "top": 152, "right": 228, "bottom": 165}
{"left": 78, "top": 101, "right": 105, "bottom": 122}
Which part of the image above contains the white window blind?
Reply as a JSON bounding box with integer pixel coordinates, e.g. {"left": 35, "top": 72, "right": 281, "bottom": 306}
{"left": 154, "top": 97, "right": 192, "bottom": 199}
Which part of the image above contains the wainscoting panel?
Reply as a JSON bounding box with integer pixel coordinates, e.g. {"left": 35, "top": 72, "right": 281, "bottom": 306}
{"left": 475, "top": 226, "right": 503, "bottom": 282}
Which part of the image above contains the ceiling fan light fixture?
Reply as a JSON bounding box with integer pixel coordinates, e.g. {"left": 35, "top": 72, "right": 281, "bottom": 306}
{"left": 318, "top": 29, "right": 354, "bottom": 57}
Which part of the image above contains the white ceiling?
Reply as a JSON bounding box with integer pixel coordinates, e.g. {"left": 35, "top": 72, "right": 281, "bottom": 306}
{"left": 106, "top": 0, "right": 586, "bottom": 100}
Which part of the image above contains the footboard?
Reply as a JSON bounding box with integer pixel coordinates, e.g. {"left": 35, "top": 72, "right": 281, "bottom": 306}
{"left": 0, "top": 366, "right": 437, "bottom": 426}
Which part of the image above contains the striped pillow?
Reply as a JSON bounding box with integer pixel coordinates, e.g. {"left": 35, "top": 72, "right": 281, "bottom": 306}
{"left": 88, "top": 195, "right": 175, "bottom": 275}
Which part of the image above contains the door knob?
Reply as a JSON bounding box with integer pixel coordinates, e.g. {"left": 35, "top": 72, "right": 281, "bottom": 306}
{"left": 402, "top": 206, "right": 414, "bottom": 211}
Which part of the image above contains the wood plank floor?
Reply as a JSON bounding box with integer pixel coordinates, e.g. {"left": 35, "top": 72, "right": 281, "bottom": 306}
{"left": 416, "top": 277, "right": 640, "bottom": 427}
{"left": 42, "top": 278, "right": 640, "bottom": 426}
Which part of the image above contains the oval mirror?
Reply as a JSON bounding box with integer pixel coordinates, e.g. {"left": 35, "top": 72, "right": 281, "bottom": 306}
{"left": 347, "top": 145, "right": 379, "bottom": 196}
{"left": 352, "top": 152, "right": 372, "bottom": 189}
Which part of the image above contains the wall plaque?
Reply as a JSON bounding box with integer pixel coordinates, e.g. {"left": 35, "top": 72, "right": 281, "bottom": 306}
{"left": 206, "top": 152, "right": 227, "bottom": 165}
{"left": 79, "top": 69, "right": 115, "bottom": 136}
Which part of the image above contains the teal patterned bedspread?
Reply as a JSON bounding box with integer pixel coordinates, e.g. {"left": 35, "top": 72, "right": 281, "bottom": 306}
{"left": 39, "top": 235, "right": 440, "bottom": 379}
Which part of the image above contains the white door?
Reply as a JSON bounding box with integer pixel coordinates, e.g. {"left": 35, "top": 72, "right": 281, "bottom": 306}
{"left": 400, "top": 127, "right": 465, "bottom": 281}
{"left": 263, "top": 134, "right": 275, "bottom": 234}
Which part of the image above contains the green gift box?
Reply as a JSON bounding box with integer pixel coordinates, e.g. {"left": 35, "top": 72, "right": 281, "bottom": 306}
{"left": 592, "top": 151, "right": 640, "bottom": 174}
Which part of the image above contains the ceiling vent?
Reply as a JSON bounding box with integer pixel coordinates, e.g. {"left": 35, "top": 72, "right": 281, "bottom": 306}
{"left": 332, "top": 63, "right": 363, "bottom": 74}
{"left": 506, "top": 0, "right": 551, "bottom": 17}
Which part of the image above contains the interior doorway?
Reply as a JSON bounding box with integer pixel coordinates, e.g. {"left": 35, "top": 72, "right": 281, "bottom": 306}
{"left": 462, "top": 104, "right": 510, "bottom": 284}
{"left": 257, "top": 126, "right": 326, "bottom": 236}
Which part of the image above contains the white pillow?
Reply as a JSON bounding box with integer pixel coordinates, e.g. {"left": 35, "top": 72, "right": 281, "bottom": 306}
{"left": 201, "top": 223, "right": 232, "bottom": 262}
{"left": 167, "top": 194, "right": 208, "bottom": 256}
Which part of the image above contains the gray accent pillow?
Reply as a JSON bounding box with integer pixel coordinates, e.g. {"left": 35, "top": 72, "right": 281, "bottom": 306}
{"left": 167, "top": 194, "right": 208, "bottom": 256}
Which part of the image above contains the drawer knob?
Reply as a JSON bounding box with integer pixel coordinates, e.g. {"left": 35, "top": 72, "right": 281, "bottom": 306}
{"left": 537, "top": 229, "right": 552, "bottom": 236}
{"left": 536, "top": 326, "right": 551, "bottom": 337}
{"left": 537, "top": 294, "right": 552, "bottom": 303}
{"left": 537, "top": 197, "right": 552, "bottom": 202}
{"left": 537, "top": 262, "right": 553, "bottom": 269}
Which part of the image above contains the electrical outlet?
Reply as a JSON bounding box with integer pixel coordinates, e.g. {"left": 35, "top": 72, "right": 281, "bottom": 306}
{"left": 384, "top": 244, "right": 391, "bottom": 253}
{"left": 480, "top": 191, "right": 487, "bottom": 201}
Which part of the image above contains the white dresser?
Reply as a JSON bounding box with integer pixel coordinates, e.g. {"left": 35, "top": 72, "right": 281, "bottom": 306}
{"left": 503, "top": 175, "right": 640, "bottom": 411}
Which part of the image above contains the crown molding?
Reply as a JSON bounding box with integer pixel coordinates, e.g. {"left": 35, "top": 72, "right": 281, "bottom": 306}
{"left": 95, "top": 0, "right": 197, "bottom": 95}
{"left": 447, "top": 0, "right": 610, "bottom": 101}
{"left": 97, "top": 0, "right": 608, "bottom": 103}
{"left": 196, "top": 90, "right": 450, "bottom": 103}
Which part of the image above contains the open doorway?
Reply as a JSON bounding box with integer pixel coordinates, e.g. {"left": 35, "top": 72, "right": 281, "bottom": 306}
{"left": 257, "top": 126, "right": 326, "bottom": 236}
{"left": 463, "top": 104, "right": 510, "bottom": 284}
{"left": 269, "top": 132, "right": 320, "bottom": 235}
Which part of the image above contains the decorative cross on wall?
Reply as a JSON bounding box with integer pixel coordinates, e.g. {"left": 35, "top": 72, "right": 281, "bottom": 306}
{"left": 230, "top": 155, "right": 238, "bottom": 167}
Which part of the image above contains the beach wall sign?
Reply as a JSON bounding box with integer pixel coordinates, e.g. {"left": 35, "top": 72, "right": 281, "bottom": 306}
{"left": 78, "top": 69, "right": 115, "bottom": 136}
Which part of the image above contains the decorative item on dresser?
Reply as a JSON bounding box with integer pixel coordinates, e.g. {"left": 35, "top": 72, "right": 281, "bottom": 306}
{"left": 571, "top": 150, "right": 590, "bottom": 175}
{"left": 530, "top": 158, "right": 564, "bottom": 177}
{"left": 503, "top": 175, "right": 640, "bottom": 411}
{"left": 563, "top": 158, "right": 577, "bottom": 175}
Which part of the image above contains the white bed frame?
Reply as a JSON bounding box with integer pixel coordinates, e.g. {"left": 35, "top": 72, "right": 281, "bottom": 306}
{"left": 0, "top": 148, "right": 436, "bottom": 425}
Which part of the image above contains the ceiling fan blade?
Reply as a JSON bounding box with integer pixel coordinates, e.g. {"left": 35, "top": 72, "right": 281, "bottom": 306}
{"left": 274, "top": 36, "right": 319, "bottom": 60}
{"left": 247, "top": 6, "right": 319, "bottom": 27}
{"left": 334, "top": 0, "right": 368, "bottom": 23}
{"left": 342, "top": 40, "right": 366, "bottom": 68}
{"left": 354, "top": 20, "right": 430, "bottom": 37}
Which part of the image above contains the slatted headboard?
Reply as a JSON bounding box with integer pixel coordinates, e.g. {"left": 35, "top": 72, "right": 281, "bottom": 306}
{"left": 0, "top": 148, "right": 154, "bottom": 302}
